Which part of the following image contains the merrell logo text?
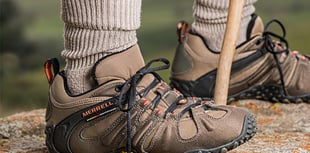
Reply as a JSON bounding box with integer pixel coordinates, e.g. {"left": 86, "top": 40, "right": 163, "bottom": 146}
{"left": 82, "top": 101, "right": 114, "bottom": 117}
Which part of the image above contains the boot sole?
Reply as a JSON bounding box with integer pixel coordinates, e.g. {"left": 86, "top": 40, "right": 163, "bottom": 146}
{"left": 228, "top": 84, "right": 310, "bottom": 103}
{"left": 171, "top": 77, "right": 310, "bottom": 103}
{"left": 183, "top": 113, "right": 257, "bottom": 153}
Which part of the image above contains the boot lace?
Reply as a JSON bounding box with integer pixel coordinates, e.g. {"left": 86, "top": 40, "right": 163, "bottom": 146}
{"left": 116, "top": 58, "right": 210, "bottom": 152}
{"left": 262, "top": 19, "right": 309, "bottom": 96}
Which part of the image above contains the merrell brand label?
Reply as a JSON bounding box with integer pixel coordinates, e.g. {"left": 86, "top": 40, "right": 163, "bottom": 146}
{"left": 82, "top": 101, "right": 114, "bottom": 117}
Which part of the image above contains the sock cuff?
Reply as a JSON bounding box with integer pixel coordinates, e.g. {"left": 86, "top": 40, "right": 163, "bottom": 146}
{"left": 61, "top": 0, "right": 140, "bottom": 68}
{"left": 64, "top": 52, "right": 107, "bottom": 70}
{"left": 61, "top": 0, "right": 141, "bottom": 31}
{"left": 193, "top": 0, "right": 257, "bottom": 24}
{"left": 61, "top": 26, "right": 137, "bottom": 61}
{"left": 192, "top": 0, "right": 257, "bottom": 51}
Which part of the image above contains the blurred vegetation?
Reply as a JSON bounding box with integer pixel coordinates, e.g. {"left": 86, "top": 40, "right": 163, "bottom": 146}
{"left": 0, "top": 0, "right": 309, "bottom": 117}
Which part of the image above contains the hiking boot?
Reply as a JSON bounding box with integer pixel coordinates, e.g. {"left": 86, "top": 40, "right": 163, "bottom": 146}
{"left": 44, "top": 45, "right": 256, "bottom": 153}
{"left": 170, "top": 14, "right": 310, "bottom": 103}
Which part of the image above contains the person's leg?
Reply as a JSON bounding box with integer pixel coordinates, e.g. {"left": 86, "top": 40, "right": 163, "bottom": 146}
{"left": 192, "top": 0, "right": 257, "bottom": 51}
{"left": 44, "top": 0, "right": 257, "bottom": 152}
{"left": 61, "top": 0, "right": 141, "bottom": 95}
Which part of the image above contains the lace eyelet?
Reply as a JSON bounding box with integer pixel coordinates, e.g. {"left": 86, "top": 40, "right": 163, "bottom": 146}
{"left": 256, "top": 39, "right": 262, "bottom": 45}
{"left": 115, "top": 85, "right": 122, "bottom": 92}
{"left": 143, "top": 99, "right": 149, "bottom": 106}
{"left": 178, "top": 98, "right": 187, "bottom": 105}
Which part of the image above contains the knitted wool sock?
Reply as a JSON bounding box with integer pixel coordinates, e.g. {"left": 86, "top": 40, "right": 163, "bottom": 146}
{"left": 61, "top": 0, "right": 141, "bottom": 95}
{"left": 192, "top": 0, "right": 257, "bottom": 51}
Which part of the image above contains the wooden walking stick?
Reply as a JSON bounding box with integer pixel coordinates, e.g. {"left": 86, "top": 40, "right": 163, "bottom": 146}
{"left": 214, "top": 0, "right": 245, "bottom": 105}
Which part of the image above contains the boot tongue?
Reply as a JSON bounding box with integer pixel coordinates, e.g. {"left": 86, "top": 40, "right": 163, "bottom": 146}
{"left": 93, "top": 45, "right": 145, "bottom": 85}
{"left": 246, "top": 14, "right": 264, "bottom": 40}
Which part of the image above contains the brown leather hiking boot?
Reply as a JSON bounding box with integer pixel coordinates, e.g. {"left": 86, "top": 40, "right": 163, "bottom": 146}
{"left": 170, "top": 14, "right": 310, "bottom": 103}
{"left": 44, "top": 45, "right": 256, "bottom": 153}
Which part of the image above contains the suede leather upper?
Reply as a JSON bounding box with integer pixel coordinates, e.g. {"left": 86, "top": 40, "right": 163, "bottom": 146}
{"left": 45, "top": 45, "right": 254, "bottom": 153}
{"left": 170, "top": 15, "right": 310, "bottom": 102}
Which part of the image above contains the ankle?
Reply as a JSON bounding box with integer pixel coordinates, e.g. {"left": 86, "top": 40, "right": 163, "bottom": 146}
{"left": 64, "top": 54, "right": 107, "bottom": 95}
{"left": 65, "top": 66, "right": 95, "bottom": 95}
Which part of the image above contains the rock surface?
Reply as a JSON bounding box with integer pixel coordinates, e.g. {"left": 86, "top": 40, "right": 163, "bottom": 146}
{"left": 0, "top": 109, "right": 47, "bottom": 153}
{"left": 0, "top": 100, "right": 309, "bottom": 153}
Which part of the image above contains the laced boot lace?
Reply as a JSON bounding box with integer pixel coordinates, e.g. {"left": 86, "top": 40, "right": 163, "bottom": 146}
{"left": 116, "top": 58, "right": 213, "bottom": 152}
{"left": 262, "top": 19, "right": 309, "bottom": 96}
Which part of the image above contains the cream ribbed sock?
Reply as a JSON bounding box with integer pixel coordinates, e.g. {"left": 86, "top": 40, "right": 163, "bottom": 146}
{"left": 192, "top": 0, "right": 257, "bottom": 51}
{"left": 61, "top": 0, "right": 141, "bottom": 95}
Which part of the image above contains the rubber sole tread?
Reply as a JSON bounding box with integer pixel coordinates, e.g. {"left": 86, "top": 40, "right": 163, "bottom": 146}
{"left": 228, "top": 84, "right": 310, "bottom": 104}
{"left": 171, "top": 79, "right": 310, "bottom": 103}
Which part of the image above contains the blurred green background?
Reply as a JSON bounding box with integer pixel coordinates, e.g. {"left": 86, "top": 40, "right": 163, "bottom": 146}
{"left": 1, "top": 0, "right": 309, "bottom": 117}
